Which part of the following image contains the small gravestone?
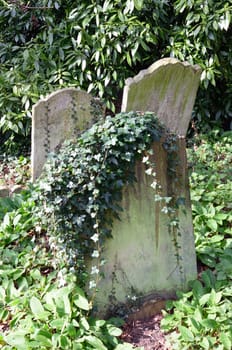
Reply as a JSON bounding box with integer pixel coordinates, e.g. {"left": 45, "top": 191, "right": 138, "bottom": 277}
{"left": 93, "top": 58, "right": 201, "bottom": 317}
{"left": 31, "top": 88, "right": 104, "bottom": 181}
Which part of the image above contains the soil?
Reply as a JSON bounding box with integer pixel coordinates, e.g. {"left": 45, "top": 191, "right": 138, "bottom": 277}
{"left": 121, "top": 313, "right": 170, "bottom": 350}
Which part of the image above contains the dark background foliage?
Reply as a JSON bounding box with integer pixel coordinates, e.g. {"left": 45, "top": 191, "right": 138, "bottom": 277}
{"left": 0, "top": 0, "right": 231, "bottom": 153}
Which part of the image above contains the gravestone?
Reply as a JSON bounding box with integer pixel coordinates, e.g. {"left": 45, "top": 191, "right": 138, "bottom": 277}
{"left": 93, "top": 58, "right": 201, "bottom": 317}
{"left": 121, "top": 57, "right": 201, "bottom": 136}
{"left": 31, "top": 88, "right": 104, "bottom": 181}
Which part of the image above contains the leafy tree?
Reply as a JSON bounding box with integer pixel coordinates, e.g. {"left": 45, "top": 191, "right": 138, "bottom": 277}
{"left": 169, "top": 0, "right": 232, "bottom": 131}
{"left": 0, "top": 0, "right": 231, "bottom": 153}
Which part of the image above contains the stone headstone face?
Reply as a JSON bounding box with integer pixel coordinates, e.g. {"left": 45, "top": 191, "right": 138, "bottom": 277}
{"left": 122, "top": 57, "right": 201, "bottom": 136}
{"left": 31, "top": 88, "right": 104, "bottom": 181}
{"left": 93, "top": 58, "right": 201, "bottom": 317}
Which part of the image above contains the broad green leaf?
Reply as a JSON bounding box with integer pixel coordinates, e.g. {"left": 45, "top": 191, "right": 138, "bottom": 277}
{"left": 62, "top": 293, "right": 71, "bottom": 315}
{"left": 50, "top": 318, "right": 66, "bottom": 330}
{"left": 34, "top": 329, "right": 52, "bottom": 347}
{"left": 48, "top": 32, "right": 53, "bottom": 45}
{"left": 60, "top": 334, "right": 71, "bottom": 348}
{"left": 201, "top": 270, "right": 216, "bottom": 288}
{"left": 116, "top": 43, "right": 122, "bottom": 53}
{"left": 30, "top": 296, "right": 48, "bottom": 319}
{"left": 45, "top": 286, "right": 71, "bottom": 315}
{"left": 82, "top": 59, "right": 86, "bottom": 71}
{"left": 210, "top": 235, "right": 223, "bottom": 243}
{"left": 134, "top": 0, "right": 143, "bottom": 10}
{"left": 23, "top": 49, "right": 29, "bottom": 61}
{"left": 179, "top": 325, "right": 194, "bottom": 342}
{"left": 0, "top": 286, "right": 6, "bottom": 302}
{"left": 94, "top": 319, "right": 106, "bottom": 328}
{"left": 192, "top": 280, "right": 204, "bottom": 298}
{"left": 13, "top": 214, "right": 22, "bottom": 226}
{"left": 73, "top": 286, "right": 90, "bottom": 310}
{"left": 85, "top": 335, "right": 107, "bottom": 350}
{"left": 3, "top": 213, "right": 10, "bottom": 228}
{"left": 189, "top": 317, "right": 201, "bottom": 333}
{"left": 209, "top": 289, "right": 222, "bottom": 305}
{"left": 126, "top": 52, "right": 132, "bottom": 66}
{"left": 207, "top": 219, "right": 218, "bottom": 231}
{"left": 214, "top": 213, "right": 227, "bottom": 220}
{"left": 201, "top": 337, "right": 210, "bottom": 350}
{"left": 80, "top": 316, "right": 89, "bottom": 330}
{"left": 74, "top": 294, "right": 89, "bottom": 311}
{"left": 106, "top": 324, "right": 122, "bottom": 336}
{"left": 201, "top": 319, "right": 218, "bottom": 329}
{"left": 199, "top": 293, "right": 210, "bottom": 306}
{"left": 220, "top": 332, "right": 232, "bottom": 350}
{"left": 4, "top": 331, "right": 28, "bottom": 348}
{"left": 0, "top": 309, "right": 9, "bottom": 321}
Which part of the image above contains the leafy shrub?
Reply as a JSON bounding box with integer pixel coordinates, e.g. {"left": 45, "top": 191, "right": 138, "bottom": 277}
{"left": 0, "top": 0, "right": 169, "bottom": 152}
{"left": 1, "top": 0, "right": 232, "bottom": 153}
{"left": 169, "top": 1, "right": 232, "bottom": 131}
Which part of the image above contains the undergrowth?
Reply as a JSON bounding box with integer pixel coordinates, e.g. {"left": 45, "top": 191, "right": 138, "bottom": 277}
{"left": 0, "top": 123, "right": 231, "bottom": 349}
{"left": 161, "top": 131, "right": 232, "bottom": 349}
{"left": 0, "top": 193, "right": 138, "bottom": 349}
{"left": 0, "top": 111, "right": 169, "bottom": 350}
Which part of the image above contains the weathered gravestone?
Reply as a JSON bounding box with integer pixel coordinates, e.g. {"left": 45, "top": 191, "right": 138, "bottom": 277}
{"left": 92, "top": 58, "right": 201, "bottom": 317}
{"left": 31, "top": 88, "right": 104, "bottom": 181}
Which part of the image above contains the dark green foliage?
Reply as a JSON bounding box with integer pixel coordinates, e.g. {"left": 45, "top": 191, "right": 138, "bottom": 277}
{"left": 0, "top": 0, "right": 169, "bottom": 152}
{"left": 169, "top": 1, "right": 232, "bottom": 132}
{"left": 1, "top": 0, "right": 231, "bottom": 153}
{"left": 36, "top": 111, "right": 165, "bottom": 274}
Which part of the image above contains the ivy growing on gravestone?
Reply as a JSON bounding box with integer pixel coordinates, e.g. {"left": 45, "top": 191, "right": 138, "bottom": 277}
{"left": 35, "top": 111, "right": 175, "bottom": 289}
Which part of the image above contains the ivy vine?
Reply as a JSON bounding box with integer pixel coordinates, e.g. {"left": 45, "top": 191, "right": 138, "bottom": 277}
{"left": 35, "top": 111, "right": 182, "bottom": 297}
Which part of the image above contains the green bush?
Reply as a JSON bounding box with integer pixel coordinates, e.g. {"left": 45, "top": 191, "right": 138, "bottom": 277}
{"left": 1, "top": 0, "right": 232, "bottom": 153}
{"left": 169, "top": 0, "right": 232, "bottom": 132}
{"left": 0, "top": 0, "right": 169, "bottom": 152}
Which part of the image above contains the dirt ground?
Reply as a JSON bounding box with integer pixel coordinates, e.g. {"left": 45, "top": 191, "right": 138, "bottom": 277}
{"left": 121, "top": 313, "right": 170, "bottom": 350}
